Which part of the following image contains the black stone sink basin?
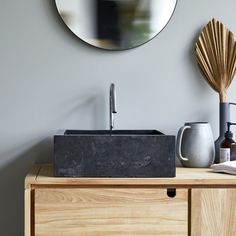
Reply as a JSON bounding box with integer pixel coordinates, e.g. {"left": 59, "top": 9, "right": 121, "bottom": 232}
{"left": 54, "top": 130, "right": 175, "bottom": 177}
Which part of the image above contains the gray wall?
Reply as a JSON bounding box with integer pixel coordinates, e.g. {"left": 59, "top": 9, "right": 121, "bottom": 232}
{"left": 1, "top": 0, "right": 236, "bottom": 235}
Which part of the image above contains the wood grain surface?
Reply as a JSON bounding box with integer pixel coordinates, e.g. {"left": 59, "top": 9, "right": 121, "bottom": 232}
{"left": 25, "top": 165, "right": 41, "bottom": 189}
{"left": 25, "top": 188, "right": 31, "bottom": 236}
{"left": 35, "top": 188, "right": 188, "bottom": 236}
{"left": 26, "top": 165, "right": 236, "bottom": 187}
{"left": 191, "top": 188, "right": 236, "bottom": 236}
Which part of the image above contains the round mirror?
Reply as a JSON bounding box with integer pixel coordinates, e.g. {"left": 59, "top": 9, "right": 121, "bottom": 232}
{"left": 55, "top": 0, "right": 177, "bottom": 50}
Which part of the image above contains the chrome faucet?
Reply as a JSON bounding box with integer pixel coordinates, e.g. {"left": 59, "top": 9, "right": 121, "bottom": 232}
{"left": 109, "top": 83, "right": 117, "bottom": 133}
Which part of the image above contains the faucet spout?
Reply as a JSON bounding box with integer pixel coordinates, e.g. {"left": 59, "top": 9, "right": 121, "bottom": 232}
{"left": 110, "top": 83, "right": 117, "bottom": 133}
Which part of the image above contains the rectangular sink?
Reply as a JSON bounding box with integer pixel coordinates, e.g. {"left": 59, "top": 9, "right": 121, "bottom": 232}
{"left": 54, "top": 130, "right": 175, "bottom": 177}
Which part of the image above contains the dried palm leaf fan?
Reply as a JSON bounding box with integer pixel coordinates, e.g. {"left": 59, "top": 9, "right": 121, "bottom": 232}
{"left": 195, "top": 18, "right": 236, "bottom": 163}
{"left": 195, "top": 18, "right": 236, "bottom": 102}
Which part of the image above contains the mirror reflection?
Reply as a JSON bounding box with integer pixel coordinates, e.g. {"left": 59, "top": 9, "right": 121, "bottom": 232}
{"left": 55, "top": 0, "right": 177, "bottom": 50}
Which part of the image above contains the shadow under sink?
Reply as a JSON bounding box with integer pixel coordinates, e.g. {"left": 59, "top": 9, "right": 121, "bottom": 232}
{"left": 54, "top": 130, "right": 175, "bottom": 178}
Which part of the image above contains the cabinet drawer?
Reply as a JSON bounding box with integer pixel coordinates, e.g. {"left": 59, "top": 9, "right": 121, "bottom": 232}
{"left": 35, "top": 188, "right": 188, "bottom": 236}
{"left": 191, "top": 188, "right": 236, "bottom": 236}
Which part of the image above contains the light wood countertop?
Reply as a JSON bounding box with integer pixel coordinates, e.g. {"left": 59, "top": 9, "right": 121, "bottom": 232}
{"left": 25, "top": 164, "right": 236, "bottom": 188}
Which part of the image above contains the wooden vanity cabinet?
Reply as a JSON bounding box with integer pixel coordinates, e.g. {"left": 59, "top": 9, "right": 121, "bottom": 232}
{"left": 25, "top": 165, "right": 236, "bottom": 236}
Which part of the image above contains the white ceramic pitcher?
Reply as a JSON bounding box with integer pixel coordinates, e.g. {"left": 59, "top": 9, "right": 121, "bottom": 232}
{"left": 176, "top": 122, "right": 215, "bottom": 167}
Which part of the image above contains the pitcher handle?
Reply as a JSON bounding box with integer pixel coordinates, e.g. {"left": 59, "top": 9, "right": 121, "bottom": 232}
{"left": 176, "top": 125, "right": 191, "bottom": 161}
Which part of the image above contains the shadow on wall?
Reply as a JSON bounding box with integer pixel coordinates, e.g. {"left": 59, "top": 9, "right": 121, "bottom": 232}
{"left": 0, "top": 139, "right": 52, "bottom": 236}
{"left": 52, "top": 93, "right": 107, "bottom": 132}
{"left": 188, "top": 27, "right": 211, "bottom": 94}
{"left": 0, "top": 1, "right": 108, "bottom": 236}
{"left": 0, "top": 91, "right": 106, "bottom": 235}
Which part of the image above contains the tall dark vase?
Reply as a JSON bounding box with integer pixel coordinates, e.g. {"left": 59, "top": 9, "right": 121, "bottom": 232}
{"left": 214, "top": 102, "right": 230, "bottom": 163}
